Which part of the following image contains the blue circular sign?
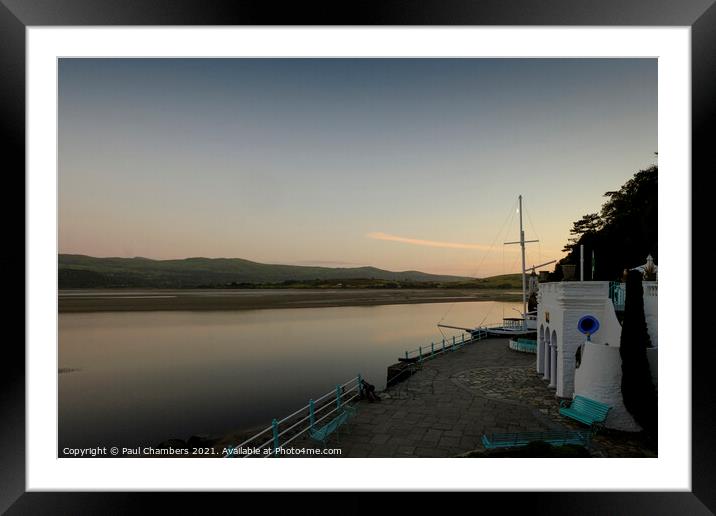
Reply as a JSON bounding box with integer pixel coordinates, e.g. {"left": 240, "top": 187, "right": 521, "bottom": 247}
{"left": 577, "top": 315, "right": 600, "bottom": 335}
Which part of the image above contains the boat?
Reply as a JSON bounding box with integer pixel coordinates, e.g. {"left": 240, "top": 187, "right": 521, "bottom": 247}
{"left": 483, "top": 317, "right": 535, "bottom": 337}
{"left": 438, "top": 194, "right": 554, "bottom": 339}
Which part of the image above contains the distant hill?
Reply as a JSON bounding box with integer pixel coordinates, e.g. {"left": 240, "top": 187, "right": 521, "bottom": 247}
{"left": 58, "top": 254, "right": 485, "bottom": 289}
{"left": 464, "top": 273, "right": 523, "bottom": 289}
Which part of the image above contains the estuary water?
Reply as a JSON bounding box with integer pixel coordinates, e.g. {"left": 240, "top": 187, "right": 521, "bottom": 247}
{"left": 59, "top": 299, "right": 519, "bottom": 451}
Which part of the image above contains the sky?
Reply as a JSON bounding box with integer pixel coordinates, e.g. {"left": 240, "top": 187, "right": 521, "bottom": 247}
{"left": 58, "top": 58, "right": 657, "bottom": 278}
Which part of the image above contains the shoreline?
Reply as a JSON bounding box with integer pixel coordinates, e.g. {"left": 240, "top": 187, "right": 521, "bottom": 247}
{"left": 58, "top": 288, "right": 522, "bottom": 313}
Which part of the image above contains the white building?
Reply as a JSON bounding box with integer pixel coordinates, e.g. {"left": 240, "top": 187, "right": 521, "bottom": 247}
{"left": 536, "top": 280, "right": 658, "bottom": 431}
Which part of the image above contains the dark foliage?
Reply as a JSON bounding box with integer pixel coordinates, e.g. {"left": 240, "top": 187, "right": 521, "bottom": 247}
{"left": 559, "top": 165, "right": 657, "bottom": 280}
{"left": 619, "top": 270, "right": 658, "bottom": 440}
{"left": 466, "top": 441, "right": 591, "bottom": 457}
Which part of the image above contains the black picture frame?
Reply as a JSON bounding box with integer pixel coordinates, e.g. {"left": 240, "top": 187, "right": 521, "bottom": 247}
{"left": 1, "top": 1, "right": 708, "bottom": 513}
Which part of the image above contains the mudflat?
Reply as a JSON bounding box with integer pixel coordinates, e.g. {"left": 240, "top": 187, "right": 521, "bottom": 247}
{"left": 58, "top": 288, "right": 522, "bottom": 313}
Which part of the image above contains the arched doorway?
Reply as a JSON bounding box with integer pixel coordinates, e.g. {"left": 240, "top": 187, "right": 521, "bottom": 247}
{"left": 549, "top": 330, "right": 558, "bottom": 389}
{"left": 537, "top": 325, "right": 545, "bottom": 374}
{"left": 543, "top": 327, "right": 551, "bottom": 381}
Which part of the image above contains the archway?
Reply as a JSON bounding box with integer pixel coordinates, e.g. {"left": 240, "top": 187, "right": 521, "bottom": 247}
{"left": 537, "top": 325, "right": 545, "bottom": 374}
{"left": 542, "top": 327, "right": 551, "bottom": 381}
{"left": 549, "top": 330, "right": 558, "bottom": 389}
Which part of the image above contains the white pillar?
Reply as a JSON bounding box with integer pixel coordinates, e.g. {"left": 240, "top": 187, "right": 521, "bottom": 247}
{"left": 543, "top": 345, "right": 551, "bottom": 381}
{"left": 536, "top": 340, "right": 545, "bottom": 374}
{"left": 549, "top": 346, "right": 557, "bottom": 388}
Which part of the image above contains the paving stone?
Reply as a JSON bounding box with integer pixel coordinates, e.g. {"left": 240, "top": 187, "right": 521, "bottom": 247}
{"left": 281, "top": 338, "right": 654, "bottom": 458}
{"left": 439, "top": 436, "right": 461, "bottom": 448}
{"left": 430, "top": 422, "right": 454, "bottom": 431}
{"left": 414, "top": 447, "right": 452, "bottom": 458}
{"left": 370, "top": 434, "right": 391, "bottom": 445}
{"left": 422, "top": 429, "right": 443, "bottom": 444}
{"left": 460, "top": 436, "right": 480, "bottom": 448}
{"left": 395, "top": 445, "right": 417, "bottom": 456}
{"left": 387, "top": 436, "right": 418, "bottom": 447}
{"left": 368, "top": 444, "right": 398, "bottom": 457}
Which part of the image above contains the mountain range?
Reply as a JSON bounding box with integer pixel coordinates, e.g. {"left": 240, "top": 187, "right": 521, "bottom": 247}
{"left": 58, "top": 254, "right": 483, "bottom": 288}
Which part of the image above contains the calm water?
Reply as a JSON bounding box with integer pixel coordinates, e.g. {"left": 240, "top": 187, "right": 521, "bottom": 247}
{"left": 59, "top": 300, "right": 519, "bottom": 450}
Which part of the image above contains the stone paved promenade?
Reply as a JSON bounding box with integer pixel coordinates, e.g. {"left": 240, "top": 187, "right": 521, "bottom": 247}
{"left": 287, "top": 338, "right": 567, "bottom": 458}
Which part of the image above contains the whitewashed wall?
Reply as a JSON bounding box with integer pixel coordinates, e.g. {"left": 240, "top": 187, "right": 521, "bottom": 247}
{"left": 573, "top": 342, "right": 641, "bottom": 431}
{"left": 538, "top": 282, "right": 610, "bottom": 397}
{"left": 536, "top": 280, "right": 657, "bottom": 398}
{"left": 573, "top": 342, "right": 658, "bottom": 431}
{"left": 643, "top": 281, "right": 658, "bottom": 347}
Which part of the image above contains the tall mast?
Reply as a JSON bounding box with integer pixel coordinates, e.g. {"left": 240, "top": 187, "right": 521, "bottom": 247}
{"left": 504, "top": 195, "right": 538, "bottom": 330}
{"left": 519, "top": 195, "right": 527, "bottom": 329}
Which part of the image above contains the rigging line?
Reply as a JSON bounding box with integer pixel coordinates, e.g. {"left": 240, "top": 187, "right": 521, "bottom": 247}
{"left": 438, "top": 197, "right": 518, "bottom": 325}
{"left": 472, "top": 198, "right": 517, "bottom": 289}
{"left": 523, "top": 198, "right": 543, "bottom": 265}
{"left": 501, "top": 203, "right": 522, "bottom": 322}
{"left": 438, "top": 324, "right": 448, "bottom": 344}
{"left": 467, "top": 196, "right": 519, "bottom": 279}
{"left": 502, "top": 232, "right": 506, "bottom": 322}
{"left": 523, "top": 197, "right": 541, "bottom": 240}
{"left": 476, "top": 300, "right": 496, "bottom": 328}
{"left": 506, "top": 253, "right": 521, "bottom": 275}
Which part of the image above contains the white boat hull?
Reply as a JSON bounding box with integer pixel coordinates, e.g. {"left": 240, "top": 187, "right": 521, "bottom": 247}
{"left": 485, "top": 327, "right": 536, "bottom": 338}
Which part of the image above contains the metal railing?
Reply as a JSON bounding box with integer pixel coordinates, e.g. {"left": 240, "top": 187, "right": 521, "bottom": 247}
{"left": 508, "top": 338, "right": 537, "bottom": 353}
{"left": 224, "top": 374, "right": 363, "bottom": 458}
{"left": 402, "top": 329, "right": 489, "bottom": 363}
{"left": 644, "top": 282, "right": 658, "bottom": 297}
{"left": 609, "top": 281, "right": 626, "bottom": 311}
{"left": 609, "top": 281, "right": 657, "bottom": 311}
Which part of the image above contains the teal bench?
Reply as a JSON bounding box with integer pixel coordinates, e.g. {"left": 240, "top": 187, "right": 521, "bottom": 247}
{"left": 481, "top": 430, "right": 591, "bottom": 449}
{"left": 559, "top": 395, "right": 611, "bottom": 432}
{"left": 308, "top": 405, "right": 357, "bottom": 447}
{"left": 509, "top": 338, "right": 537, "bottom": 353}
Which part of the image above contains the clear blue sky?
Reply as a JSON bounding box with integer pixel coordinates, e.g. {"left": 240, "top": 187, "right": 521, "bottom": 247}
{"left": 59, "top": 58, "right": 656, "bottom": 277}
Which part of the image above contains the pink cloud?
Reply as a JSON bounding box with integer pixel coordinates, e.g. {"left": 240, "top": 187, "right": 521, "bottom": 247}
{"left": 366, "top": 232, "right": 493, "bottom": 251}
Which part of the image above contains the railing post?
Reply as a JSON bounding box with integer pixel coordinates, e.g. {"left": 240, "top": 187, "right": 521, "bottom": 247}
{"left": 452, "top": 335, "right": 456, "bottom": 350}
{"left": 272, "top": 418, "right": 280, "bottom": 454}
{"left": 309, "top": 399, "right": 315, "bottom": 428}
{"left": 431, "top": 342, "right": 434, "bottom": 355}
{"left": 462, "top": 333, "right": 465, "bottom": 346}
{"left": 336, "top": 385, "right": 342, "bottom": 410}
{"left": 405, "top": 351, "right": 409, "bottom": 360}
{"left": 442, "top": 338, "right": 445, "bottom": 352}
{"left": 419, "top": 346, "right": 422, "bottom": 362}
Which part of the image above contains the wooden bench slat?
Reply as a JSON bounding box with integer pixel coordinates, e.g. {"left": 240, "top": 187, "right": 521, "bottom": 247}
{"left": 482, "top": 430, "right": 590, "bottom": 450}
{"left": 308, "top": 406, "right": 356, "bottom": 446}
{"left": 559, "top": 395, "right": 611, "bottom": 430}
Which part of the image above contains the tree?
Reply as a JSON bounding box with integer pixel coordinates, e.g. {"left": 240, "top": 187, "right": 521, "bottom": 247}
{"left": 562, "top": 213, "right": 603, "bottom": 253}
{"left": 619, "top": 270, "right": 658, "bottom": 441}
{"left": 557, "top": 164, "right": 657, "bottom": 280}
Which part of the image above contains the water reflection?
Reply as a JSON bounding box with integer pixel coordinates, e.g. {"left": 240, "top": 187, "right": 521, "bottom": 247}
{"left": 59, "top": 300, "right": 519, "bottom": 450}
